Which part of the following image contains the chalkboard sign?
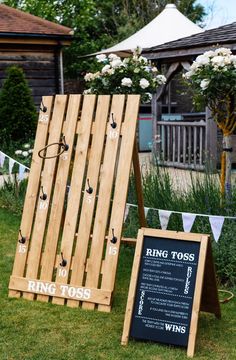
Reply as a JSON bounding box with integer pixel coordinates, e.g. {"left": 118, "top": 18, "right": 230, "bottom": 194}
{"left": 121, "top": 228, "right": 221, "bottom": 358}
{"left": 130, "top": 235, "right": 200, "bottom": 346}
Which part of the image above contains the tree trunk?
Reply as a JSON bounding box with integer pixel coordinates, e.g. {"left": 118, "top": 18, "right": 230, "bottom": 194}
{"left": 222, "top": 134, "right": 232, "bottom": 202}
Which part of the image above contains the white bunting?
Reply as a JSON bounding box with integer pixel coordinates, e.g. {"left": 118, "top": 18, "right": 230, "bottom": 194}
{"left": 9, "top": 158, "right": 15, "bottom": 174}
{"left": 0, "top": 151, "right": 5, "bottom": 167}
{"left": 18, "top": 164, "right": 26, "bottom": 181}
{"left": 182, "top": 212, "right": 197, "bottom": 232}
{"left": 209, "top": 216, "right": 225, "bottom": 242}
{"left": 144, "top": 207, "right": 149, "bottom": 218}
{"left": 159, "top": 210, "right": 172, "bottom": 230}
{"left": 123, "top": 204, "right": 130, "bottom": 222}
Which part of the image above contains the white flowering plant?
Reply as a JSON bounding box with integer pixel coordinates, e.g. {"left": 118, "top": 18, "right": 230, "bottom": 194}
{"left": 183, "top": 47, "right": 236, "bottom": 123}
{"left": 84, "top": 48, "right": 166, "bottom": 103}
{"left": 184, "top": 47, "right": 236, "bottom": 199}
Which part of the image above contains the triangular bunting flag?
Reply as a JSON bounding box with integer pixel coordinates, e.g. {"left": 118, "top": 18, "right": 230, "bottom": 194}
{"left": 123, "top": 204, "right": 130, "bottom": 222}
{"left": 159, "top": 210, "right": 172, "bottom": 230}
{"left": 182, "top": 212, "right": 197, "bottom": 232}
{"left": 0, "top": 151, "right": 6, "bottom": 168}
{"left": 209, "top": 216, "right": 225, "bottom": 242}
{"left": 144, "top": 207, "right": 149, "bottom": 218}
{"left": 18, "top": 164, "right": 26, "bottom": 181}
{"left": 9, "top": 158, "right": 15, "bottom": 174}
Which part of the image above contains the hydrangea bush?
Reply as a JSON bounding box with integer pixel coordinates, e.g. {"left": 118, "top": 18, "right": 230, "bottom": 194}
{"left": 183, "top": 47, "right": 236, "bottom": 122}
{"left": 184, "top": 47, "right": 236, "bottom": 198}
{"left": 84, "top": 48, "right": 166, "bottom": 103}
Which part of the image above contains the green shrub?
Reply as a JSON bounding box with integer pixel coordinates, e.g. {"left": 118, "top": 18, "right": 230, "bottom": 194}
{"left": 0, "top": 66, "right": 37, "bottom": 147}
{"left": 0, "top": 176, "right": 27, "bottom": 215}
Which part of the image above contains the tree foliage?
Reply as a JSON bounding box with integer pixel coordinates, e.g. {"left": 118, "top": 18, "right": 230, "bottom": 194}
{"left": 4, "top": 0, "right": 207, "bottom": 78}
{"left": 0, "top": 66, "right": 37, "bottom": 144}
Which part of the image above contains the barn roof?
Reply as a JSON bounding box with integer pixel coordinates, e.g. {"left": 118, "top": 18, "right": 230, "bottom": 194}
{"left": 0, "top": 4, "right": 73, "bottom": 39}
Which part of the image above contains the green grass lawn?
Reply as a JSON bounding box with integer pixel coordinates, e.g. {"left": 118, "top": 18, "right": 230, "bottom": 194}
{"left": 0, "top": 208, "right": 235, "bottom": 360}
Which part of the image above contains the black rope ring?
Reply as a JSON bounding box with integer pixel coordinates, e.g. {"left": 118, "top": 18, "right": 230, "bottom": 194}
{"left": 38, "top": 136, "right": 69, "bottom": 159}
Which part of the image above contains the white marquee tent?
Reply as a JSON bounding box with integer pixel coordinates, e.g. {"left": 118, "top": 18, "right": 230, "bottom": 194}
{"left": 97, "top": 3, "right": 204, "bottom": 56}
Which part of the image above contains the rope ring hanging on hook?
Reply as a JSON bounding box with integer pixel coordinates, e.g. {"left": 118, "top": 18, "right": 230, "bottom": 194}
{"left": 38, "top": 136, "right": 69, "bottom": 159}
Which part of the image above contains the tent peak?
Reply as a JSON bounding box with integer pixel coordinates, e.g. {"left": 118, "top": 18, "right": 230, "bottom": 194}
{"left": 165, "top": 4, "right": 177, "bottom": 9}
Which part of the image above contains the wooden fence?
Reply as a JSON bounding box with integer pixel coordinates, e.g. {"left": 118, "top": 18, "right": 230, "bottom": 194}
{"left": 156, "top": 120, "right": 206, "bottom": 170}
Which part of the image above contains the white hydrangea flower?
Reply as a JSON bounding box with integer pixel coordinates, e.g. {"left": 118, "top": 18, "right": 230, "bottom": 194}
{"left": 195, "top": 54, "right": 210, "bottom": 66}
{"left": 101, "top": 64, "right": 111, "bottom": 73}
{"left": 215, "top": 47, "right": 232, "bottom": 56}
{"left": 108, "top": 53, "right": 120, "bottom": 61}
{"left": 22, "top": 151, "right": 29, "bottom": 157}
{"left": 134, "top": 68, "right": 140, "bottom": 73}
{"left": 84, "top": 73, "right": 94, "bottom": 81}
{"left": 96, "top": 54, "right": 107, "bottom": 62}
{"left": 138, "top": 56, "right": 148, "bottom": 63}
{"left": 107, "top": 68, "right": 115, "bottom": 75}
{"left": 15, "top": 150, "right": 22, "bottom": 155}
{"left": 211, "top": 55, "right": 225, "bottom": 67}
{"left": 152, "top": 66, "right": 158, "bottom": 73}
{"left": 121, "top": 77, "right": 132, "bottom": 87}
{"left": 28, "top": 149, "right": 33, "bottom": 154}
{"left": 140, "top": 78, "right": 150, "bottom": 89}
{"left": 200, "top": 79, "right": 210, "bottom": 90}
{"left": 84, "top": 89, "right": 92, "bottom": 94}
{"left": 156, "top": 75, "right": 166, "bottom": 84}
{"left": 204, "top": 50, "right": 216, "bottom": 58}
{"left": 111, "top": 59, "right": 123, "bottom": 68}
{"left": 23, "top": 143, "right": 30, "bottom": 149}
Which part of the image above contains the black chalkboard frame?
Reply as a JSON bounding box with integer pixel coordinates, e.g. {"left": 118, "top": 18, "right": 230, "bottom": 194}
{"left": 121, "top": 228, "right": 220, "bottom": 358}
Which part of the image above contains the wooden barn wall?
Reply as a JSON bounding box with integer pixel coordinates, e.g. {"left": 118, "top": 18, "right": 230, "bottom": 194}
{"left": 0, "top": 46, "right": 60, "bottom": 108}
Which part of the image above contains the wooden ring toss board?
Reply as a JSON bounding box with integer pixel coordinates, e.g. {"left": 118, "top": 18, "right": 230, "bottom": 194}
{"left": 9, "top": 94, "right": 142, "bottom": 312}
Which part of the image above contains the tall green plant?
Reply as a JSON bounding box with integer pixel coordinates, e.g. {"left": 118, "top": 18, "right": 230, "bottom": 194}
{"left": 0, "top": 66, "right": 37, "bottom": 145}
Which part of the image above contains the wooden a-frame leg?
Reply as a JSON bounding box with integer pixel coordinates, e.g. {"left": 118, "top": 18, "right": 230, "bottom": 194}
{"left": 132, "top": 140, "right": 147, "bottom": 228}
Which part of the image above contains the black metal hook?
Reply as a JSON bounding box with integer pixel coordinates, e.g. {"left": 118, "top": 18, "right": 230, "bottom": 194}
{"left": 18, "top": 229, "right": 26, "bottom": 244}
{"left": 60, "top": 252, "right": 67, "bottom": 267}
{"left": 40, "top": 99, "right": 47, "bottom": 113}
{"left": 110, "top": 113, "right": 117, "bottom": 129}
{"left": 61, "top": 135, "right": 69, "bottom": 151}
{"left": 86, "top": 179, "right": 93, "bottom": 194}
{"left": 110, "top": 228, "right": 117, "bottom": 244}
{"left": 40, "top": 186, "right": 47, "bottom": 200}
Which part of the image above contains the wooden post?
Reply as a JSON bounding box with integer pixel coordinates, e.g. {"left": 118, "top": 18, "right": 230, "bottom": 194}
{"left": 132, "top": 141, "right": 147, "bottom": 228}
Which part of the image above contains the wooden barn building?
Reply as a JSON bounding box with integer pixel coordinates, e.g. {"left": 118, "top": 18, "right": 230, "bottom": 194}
{"left": 0, "top": 4, "right": 73, "bottom": 107}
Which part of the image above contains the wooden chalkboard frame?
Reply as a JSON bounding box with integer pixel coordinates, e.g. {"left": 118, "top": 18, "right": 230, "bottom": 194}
{"left": 121, "top": 228, "right": 221, "bottom": 358}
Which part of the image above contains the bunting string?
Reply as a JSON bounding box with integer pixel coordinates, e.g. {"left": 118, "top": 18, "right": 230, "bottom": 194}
{"left": 124, "top": 203, "right": 236, "bottom": 242}
{"left": 0, "top": 150, "right": 29, "bottom": 181}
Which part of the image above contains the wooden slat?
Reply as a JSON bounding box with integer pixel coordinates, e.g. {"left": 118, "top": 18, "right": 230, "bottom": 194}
{"left": 67, "top": 95, "right": 110, "bottom": 308}
{"left": 9, "top": 96, "right": 53, "bottom": 298}
{"left": 23, "top": 95, "right": 68, "bottom": 300}
{"left": 177, "top": 126, "right": 181, "bottom": 163}
{"left": 82, "top": 95, "right": 125, "bottom": 310}
{"left": 200, "top": 127, "right": 203, "bottom": 165}
{"left": 51, "top": 95, "right": 96, "bottom": 305}
{"left": 167, "top": 125, "right": 170, "bottom": 161}
{"left": 188, "top": 126, "right": 192, "bottom": 165}
{"left": 98, "top": 95, "right": 140, "bottom": 312}
{"left": 183, "top": 126, "right": 186, "bottom": 164}
{"left": 9, "top": 276, "right": 112, "bottom": 306}
{"left": 37, "top": 95, "right": 81, "bottom": 302}
{"left": 172, "top": 125, "right": 176, "bottom": 163}
{"left": 121, "top": 229, "right": 144, "bottom": 345}
{"left": 194, "top": 126, "right": 197, "bottom": 166}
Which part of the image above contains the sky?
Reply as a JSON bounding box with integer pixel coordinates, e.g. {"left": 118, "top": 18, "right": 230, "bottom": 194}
{"left": 198, "top": 0, "right": 236, "bottom": 29}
